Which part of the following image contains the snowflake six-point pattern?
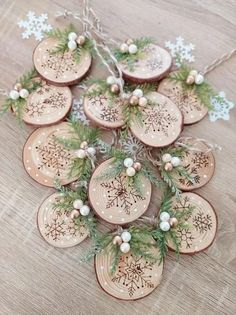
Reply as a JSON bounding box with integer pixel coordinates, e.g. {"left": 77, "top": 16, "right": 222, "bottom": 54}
{"left": 89, "top": 95, "right": 108, "bottom": 106}
{"left": 191, "top": 152, "right": 209, "bottom": 169}
{"left": 111, "top": 255, "right": 154, "bottom": 297}
{"left": 165, "top": 36, "right": 195, "bottom": 66}
{"left": 193, "top": 211, "right": 212, "bottom": 234}
{"left": 67, "top": 219, "right": 86, "bottom": 237}
{"left": 43, "top": 92, "right": 67, "bottom": 109}
{"left": 25, "top": 101, "right": 46, "bottom": 117}
{"left": 45, "top": 215, "right": 66, "bottom": 241}
{"left": 100, "top": 174, "right": 145, "bottom": 215}
{"left": 209, "top": 91, "right": 234, "bottom": 122}
{"left": 176, "top": 227, "right": 194, "bottom": 249}
{"left": 120, "top": 131, "right": 146, "bottom": 158}
{"left": 71, "top": 98, "right": 89, "bottom": 125}
{"left": 145, "top": 58, "right": 163, "bottom": 71}
{"left": 100, "top": 106, "right": 119, "bottom": 122}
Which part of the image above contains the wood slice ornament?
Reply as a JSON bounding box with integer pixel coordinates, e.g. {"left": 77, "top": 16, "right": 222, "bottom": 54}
{"left": 168, "top": 192, "right": 217, "bottom": 254}
{"left": 33, "top": 38, "right": 92, "bottom": 86}
{"left": 83, "top": 84, "right": 125, "bottom": 129}
{"left": 37, "top": 192, "right": 88, "bottom": 247}
{"left": 23, "top": 122, "right": 78, "bottom": 187}
{"left": 88, "top": 159, "right": 152, "bottom": 224}
{"left": 130, "top": 92, "right": 183, "bottom": 147}
{"left": 158, "top": 78, "right": 208, "bottom": 124}
{"left": 174, "top": 138, "right": 215, "bottom": 190}
{"left": 95, "top": 243, "right": 163, "bottom": 300}
{"left": 18, "top": 80, "right": 72, "bottom": 126}
{"left": 119, "top": 44, "right": 172, "bottom": 83}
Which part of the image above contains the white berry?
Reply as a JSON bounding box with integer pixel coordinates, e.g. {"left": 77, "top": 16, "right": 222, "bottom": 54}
{"left": 132, "top": 88, "right": 143, "bottom": 98}
{"left": 160, "top": 221, "right": 170, "bottom": 232}
{"left": 128, "top": 44, "right": 138, "bottom": 54}
{"left": 9, "top": 90, "right": 19, "bottom": 100}
{"left": 138, "top": 97, "right": 148, "bottom": 107}
{"left": 171, "top": 156, "right": 181, "bottom": 167}
{"left": 75, "top": 149, "right": 86, "bottom": 159}
{"left": 120, "top": 242, "right": 130, "bottom": 253}
{"left": 126, "top": 167, "right": 136, "bottom": 177}
{"left": 80, "top": 205, "right": 90, "bottom": 216}
{"left": 87, "top": 147, "right": 96, "bottom": 156}
{"left": 162, "top": 153, "right": 172, "bottom": 163}
{"left": 106, "top": 76, "right": 117, "bottom": 85}
{"left": 73, "top": 199, "right": 84, "bottom": 209}
{"left": 195, "top": 73, "right": 204, "bottom": 85}
{"left": 68, "top": 40, "right": 77, "bottom": 51}
{"left": 123, "top": 158, "right": 134, "bottom": 168}
{"left": 68, "top": 32, "right": 77, "bottom": 41}
{"left": 120, "top": 43, "right": 129, "bottom": 53}
{"left": 121, "top": 231, "right": 132, "bottom": 242}
{"left": 160, "top": 211, "right": 170, "bottom": 222}
{"left": 19, "top": 89, "right": 29, "bottom": 99}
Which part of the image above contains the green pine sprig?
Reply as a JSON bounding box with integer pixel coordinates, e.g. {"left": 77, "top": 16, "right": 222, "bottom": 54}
{"left": 113, "top": 37, "right": 155, "bottom": 71}
{"left": 0, "top": 67, "right": 41, "bottom": 125}
{"left": 168, "top": 62, "right": 215, "bottom": 110}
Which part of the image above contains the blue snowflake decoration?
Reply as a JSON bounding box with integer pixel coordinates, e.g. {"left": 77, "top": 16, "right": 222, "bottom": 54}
{"left": 165, "top": 36, "right": 195, "bottom": 66}
{"left": 209, "top": 91, "right": 234, "bottom": 122}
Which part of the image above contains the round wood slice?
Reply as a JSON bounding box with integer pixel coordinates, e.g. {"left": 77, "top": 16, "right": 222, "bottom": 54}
{"left": 83, "top": 84, "right": 125, "bottom": 129}
{"left": 33, "top": 38, "right": 92, "bottom": 86}
{"left": 174, "top": 138, "right": 215, "bottom": 190}
{"left": 158, "top": 78, "right": 208, "bottom": 124}
{"left": 130, "top": 92, "right": 183, "bottom": 147}
{"left": 37, "top": 192, "right": 88, "bottom": 248}
{"left": 22, "top": 81, "right": 72, "bottom": 126}
{"left": 23, "top": 122, "right": 78, "bottom": 187}
{"left": 118, "top": 44, "right": 172, "bottom": 83}
{"left": 168, "top": 192, "right": 217, "bottom": 254}
{"left": 88, "top": 159, "right": 152, "bottom": 224}
{"left": 95, "top": 244, "right": 163, "bottom": 300}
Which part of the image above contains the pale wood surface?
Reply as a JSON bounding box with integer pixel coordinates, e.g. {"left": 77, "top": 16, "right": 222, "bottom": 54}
{"left": 0, "top": 0, "right": 236, "bottom": 314}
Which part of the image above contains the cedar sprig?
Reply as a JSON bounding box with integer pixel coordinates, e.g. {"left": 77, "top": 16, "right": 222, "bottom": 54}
{"left": 113, "top": 37, "right": 155, "bottom": 71}
{"left": 0, "top": 68, "right": 41, "bottom": 124}
{"left": 45, "top": 24, "right": 94, "bottom": 64}
{"left": 53, "top": 179, "right": 97, "bottom": 239}
{"left": 168, "top": 62, "right": 215, "bottom": 110}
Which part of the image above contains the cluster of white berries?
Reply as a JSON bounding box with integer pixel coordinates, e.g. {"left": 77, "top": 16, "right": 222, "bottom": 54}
{"left": 70, "top": 199, "right": 91, "bottom": 219}
{"left": 159, "top": 211, "right": 178, "bottom": 232}
{"left": 123, "top": 157, "right": 141, "bottom": 177}
{"left": 112, "top": 230, "right": 132, "bottom": 253}
{"left": 120, "top": 38, "right": 138, "bottom": 55}
{"left": 186, "top": 69, "right": 204, "bottom": 85}
{"left": 162, "top": 153, "right": 181, "bottom": 172}
{"left": 106, "top": 76, "right": 122, "bottom": 94}
{"left": 129, "top": 88, "right": 148, "bottom": 107}
{"left": 75, "top": 141, "right": 96, "bottom": 159}
{"left": 67, "top": 32, "right": 86, "bottom": 51}
{"left": 9, "top": 83, "right": 29, "bottom": 100}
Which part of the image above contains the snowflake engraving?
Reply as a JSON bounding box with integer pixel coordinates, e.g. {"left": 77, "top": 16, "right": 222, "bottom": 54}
{"left": 145, "top": 58, "right": 163, "bottom": 71}
{"left": 100, "top": 106, "right": 119, "bottom": 122}
{"left": 165, "top": 36, "right": 195, "bottom": 66}
{"left": 177, "top": 227, "right": 194, "bottom": 249}
{"left": 43, "top": 92, "right": 67, "bottom": 109}
{"left": 36, "top": 135, "right": 72, "bottom": 176}
{"left": 17, "top": 11, "right": 52, "bottom": 41}
{"left": 178, "top": 163, "right": 200, "bottom": 187}
{"left": 71, "top": 98, "right": 89, "bottom": 125}
{"left": 142, "top": 102, "right": 178, "bottom": 136}
{"left": 119, "top": 131, "right": 146, "bottom": 158}
{"left": 191, "top": 152, "right": 209, "bottom": 169}
{"left": 45, "top": 216, "right": 66, "bottom": 241}
{"left": 100, "top": 174, "right": 145, "bottom": 215}
{"left": 67, "top": 219, "right": 86, "bottom": 237}
{"left": 209, "top": 91, "right": 234, "bottom": 122}
{"left": 193, "top": 211, "right": 212, "bottom": 234}
{"left": 89, "top": 95, "right": 108, "bottom": 106}
{"left": 112, "top": 255, "right": 154, "bottom": 297}
{"left": 25, "top": 101, "right": 46, "bottom": 117}
{"left": 173, "top": 195, "right": 193, "bottom": 220}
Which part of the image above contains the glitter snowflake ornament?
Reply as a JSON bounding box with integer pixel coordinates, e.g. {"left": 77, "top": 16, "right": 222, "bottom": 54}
{"left": 165, "top": 36, "right": 195, "bottom": 66}
{"left": 18, "top": 11, "right": 52, "bottom": 41}
{"left": 209, "top": 91, "right": 234, "bottom": 122}
{"left": 71, "top": 98, "right": 90, "bottom": 125}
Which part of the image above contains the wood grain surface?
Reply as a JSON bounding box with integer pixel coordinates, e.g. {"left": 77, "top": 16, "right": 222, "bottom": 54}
{"left": 0, "top": 0, "right": 236, "bottom": 314}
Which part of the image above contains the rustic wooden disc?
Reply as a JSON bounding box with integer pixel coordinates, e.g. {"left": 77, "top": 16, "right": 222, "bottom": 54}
{"left": 118, "top": 44, "right": 172, "bottom": 83}
{"left": 83, "top": 85, "right": 125, "bottom": 129}
{"left": 174, "top": 138, "right": 215, "bottom": 190}
{"left": 88, "top": 159, "right": 152, "bottom": 224}
{"left": 22, "top": 81, "right": 72, "bottom": 126}
{"left": 23, "top": 122, "right": 78, "bottom": 187}
{"left": 95, "top": 244, "right": 163, "bottom": 300}
{"left": 158, "top": 78, "right": 208, "bottom": 124}
{"left": 33, "top": 38, "right": 92, "bottom": 86}
{"left": 168, "top": 192, "right": 217, "bottom": 254}
{"left": 130, "top": 92, "right": 183, "bottom": 147}
{"left": 37, "top": 192, "right": 88, "bottom": 248}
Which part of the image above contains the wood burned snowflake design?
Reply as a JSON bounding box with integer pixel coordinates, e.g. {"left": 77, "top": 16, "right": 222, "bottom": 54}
{"left": 25, "top": 101, "right": 46, "bottom": 117}
{"left": 168, "top": 192, "right": 217, "bottom": 254}
{"left": 111, "top": 255, "right": 154, "bottom": 297}
{"left": 100, "top": 174, "right": 145, "bottom": 215}
{"left": 36, "top": 135, "right": 71, "bottom": 177}
{"left": 37, "top": 192, "right": 88, "bottom": 247}
{"left": 89, "top": 159, "right": 151, "bottom": 224}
